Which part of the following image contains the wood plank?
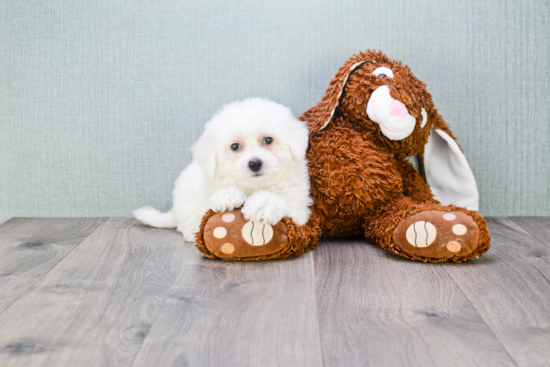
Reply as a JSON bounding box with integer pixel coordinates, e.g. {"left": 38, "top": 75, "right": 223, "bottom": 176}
{"left": 313, "top": 238, "right": 516, "bottom": 367}
{"left": 0, "top": 218, "right": 106, "bottom": 313}
{"left": 131, "top": 250, "right": 323, "bottom": 367}
{"left": 508, "top": 217, "right": 550, "bottom": 247}
{"left": 443, "top": 217, "right": 550, "bottom": 367}
{"left": 0, "top": 219, "right": 187, "bottom": 367}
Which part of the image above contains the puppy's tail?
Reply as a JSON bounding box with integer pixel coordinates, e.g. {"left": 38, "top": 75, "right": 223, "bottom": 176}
{"left": 133, "top": 206, "right": 177, "bottom": 228}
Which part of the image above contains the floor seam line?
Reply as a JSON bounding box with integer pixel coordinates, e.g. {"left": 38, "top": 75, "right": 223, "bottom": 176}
{"left": 0, "top": 218, "right": 108, "bottom": 316}
{"left": 441, "top": 258, "right": 520, "bottom": 367}
{"left": 128, "top": 233, "right": 187, "bottom": 367}
{"left": 506, "top": 217, "right": 550, "bottom": 249}
{"left": 312, "top": 247, "right": 326, "bottom": 367}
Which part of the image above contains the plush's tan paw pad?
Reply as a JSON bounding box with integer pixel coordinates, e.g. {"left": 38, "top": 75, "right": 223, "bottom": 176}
{"left": 203, "top": 209, "right": 288, "bottom": 259}
{"left": 394, "top": 210, "right": 480, "bottom": 260}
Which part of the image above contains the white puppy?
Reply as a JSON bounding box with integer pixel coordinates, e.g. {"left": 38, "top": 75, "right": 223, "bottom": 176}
{"left": 134, "top": 98, "right": 312, "bottom": 243}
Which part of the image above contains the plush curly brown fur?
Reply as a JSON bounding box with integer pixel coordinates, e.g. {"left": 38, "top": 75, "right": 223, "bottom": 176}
{"left": 195, "top": 209, "right": 218, "bottom": 259}
{"left": 296, "top": 50, "right": 490, "bottom": 262}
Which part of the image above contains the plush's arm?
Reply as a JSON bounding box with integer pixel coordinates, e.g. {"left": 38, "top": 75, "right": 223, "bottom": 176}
{"left": 396, "top": 159, "right": 438, "bottom": 204}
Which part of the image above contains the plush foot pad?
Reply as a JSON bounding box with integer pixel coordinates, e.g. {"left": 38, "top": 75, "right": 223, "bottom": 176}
{"left": 202, "top": 209, "right": 289, "bottom": 259}
{"left": 393, "top": 210, "right": 480, "bottom": 260}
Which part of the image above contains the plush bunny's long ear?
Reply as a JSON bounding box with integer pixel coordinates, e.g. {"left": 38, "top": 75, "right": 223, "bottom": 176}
{"left": 301, "top": 59, "right": 367, "bottom": 136}
{"left": 424, "top": 128, "right": 479, "bottom": 210}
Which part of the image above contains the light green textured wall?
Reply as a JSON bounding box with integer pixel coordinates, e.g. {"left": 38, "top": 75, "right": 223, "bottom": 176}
{"left": 1, "top": 0, "right": 549, "bottom": 224}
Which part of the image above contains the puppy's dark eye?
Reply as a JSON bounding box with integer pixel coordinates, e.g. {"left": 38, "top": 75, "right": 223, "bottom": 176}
{"left": 378, "top": 74, "right": 387, "bottom": 78}
{"left": 230, "top": 143, "right": 240, "bottom": 151}
{"left": 263, "top": 137, "right": 273, "bottom": 145}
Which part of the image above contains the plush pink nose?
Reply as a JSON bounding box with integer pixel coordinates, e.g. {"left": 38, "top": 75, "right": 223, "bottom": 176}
{"left": 390, "top": 99, "right": 408, "bottom": 117}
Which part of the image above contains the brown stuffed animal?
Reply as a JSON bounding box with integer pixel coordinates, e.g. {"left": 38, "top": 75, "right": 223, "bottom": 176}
{"left": 196, "top": 50, "right": 490, "bottom": 263}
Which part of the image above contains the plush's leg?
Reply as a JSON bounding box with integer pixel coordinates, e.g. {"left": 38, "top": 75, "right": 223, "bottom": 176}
{"left": 365, "top": 197, "right": 490, "bottom": 263}
{"left": 195, "top": 209, "right": 321, "bottom": 261}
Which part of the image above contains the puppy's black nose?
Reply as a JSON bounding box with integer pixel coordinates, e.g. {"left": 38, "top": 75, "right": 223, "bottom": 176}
{"left": 248, "top": 158, "right": 263, "bottom": 172}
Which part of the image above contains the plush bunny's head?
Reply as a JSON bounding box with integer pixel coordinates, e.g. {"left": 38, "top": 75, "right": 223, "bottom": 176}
{"left": 302, "top": 50, "right": 480, "bottom": 210}
{"left": 306, "top": 50, "right": 447, "bottom": 157}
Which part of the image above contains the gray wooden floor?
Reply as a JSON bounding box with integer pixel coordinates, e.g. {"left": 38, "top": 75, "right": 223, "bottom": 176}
{"left": 0, "top": 217, "right": 548, "bottom": 367}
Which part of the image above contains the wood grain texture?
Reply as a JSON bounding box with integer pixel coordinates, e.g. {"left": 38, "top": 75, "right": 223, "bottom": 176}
{"left": 313, "top": 238, "right": 516, "bottom": 367}
{"left": 0, "top": 218, "right": 106, "bottom": 314}
{"left": 131, "top": 250, "right": 323, "bottom": 367}
{"left": 443, "top": 217, "right": 550, "bottom": 367}
{"left": 1, "top": 218, "right": 550, "bottom": 366}
{"left": 508, "top": 217, "right": 550, "bottom": 248}
{"left": 0, "top": 219, "right": 187, "bottom": 367}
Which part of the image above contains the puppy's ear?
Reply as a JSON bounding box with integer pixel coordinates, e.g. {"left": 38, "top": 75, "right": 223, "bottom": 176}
{"left": 192, "top": 131, "right": 218, "bottom": 179}
{"left": 299, "top": 52, "right": 381, "bottom": 137}
{"left": 423, "top": 113, "right": 479, "bottom": 210}
{"left": 287, "top": 119, "right": 310, "bottom": 160}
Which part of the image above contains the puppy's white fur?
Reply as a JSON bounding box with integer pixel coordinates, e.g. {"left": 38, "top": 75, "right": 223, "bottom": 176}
{"left": 134, "top": 98, "right": 312, "bottom": 243}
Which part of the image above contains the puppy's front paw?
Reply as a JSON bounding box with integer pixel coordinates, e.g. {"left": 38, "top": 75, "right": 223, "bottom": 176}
{"left": 210, "top": 187, "right": 247, "bottom": 213}
{"left": 242, "top": 191, "right": 291, "bottom": 225}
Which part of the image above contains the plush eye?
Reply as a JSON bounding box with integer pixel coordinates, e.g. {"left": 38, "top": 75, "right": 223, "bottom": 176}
{"left": 373, "top": 67, "right": 394, "bottom": 79}
{"left": 230, "top": 143, "right": 240, "bottom": 151}
{"left": 263, "top": 137, "right": 273, "bottom": 145}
